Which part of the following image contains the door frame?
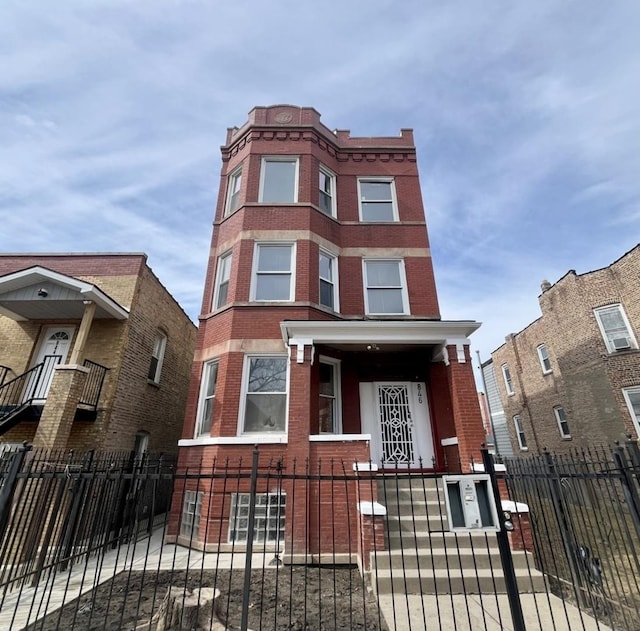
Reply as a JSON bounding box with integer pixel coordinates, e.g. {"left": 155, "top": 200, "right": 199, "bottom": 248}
{"left": 29, "top": 325, "right": 76, "bottom": 401}
{"left": 360, "top": 381, "right": 435, "bottom": 469}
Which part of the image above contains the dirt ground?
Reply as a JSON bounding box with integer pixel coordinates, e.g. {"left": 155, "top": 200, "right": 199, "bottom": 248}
{"left": 26, "top": 567, "right": 389, "bottom": 630}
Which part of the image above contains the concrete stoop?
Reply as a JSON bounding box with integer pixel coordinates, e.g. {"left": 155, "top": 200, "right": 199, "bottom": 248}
{"left": 371, "top": 476, "right": 547, "bottom": 596}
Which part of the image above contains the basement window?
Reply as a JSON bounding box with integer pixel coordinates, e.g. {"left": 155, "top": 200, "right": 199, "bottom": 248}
{"left": 180, "top": 490, "right": 203, "bottom": 539}
{"left": 229, "top": 492, "right": 286, "bottom": 543}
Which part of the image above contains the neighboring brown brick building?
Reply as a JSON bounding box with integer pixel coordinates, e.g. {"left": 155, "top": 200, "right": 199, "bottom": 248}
{"left": 491, "top": 244, "right": 640, "bottom": 454}
{"left": 172, "top": 105, "right": 485, "bottom": 554}
{"left": 0, "top": 253, "right": 196, "bottom": 454}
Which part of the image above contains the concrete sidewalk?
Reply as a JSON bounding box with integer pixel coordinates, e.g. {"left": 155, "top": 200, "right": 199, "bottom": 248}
{"left": 377, "top": 593, "right": 612, "bottom": 631}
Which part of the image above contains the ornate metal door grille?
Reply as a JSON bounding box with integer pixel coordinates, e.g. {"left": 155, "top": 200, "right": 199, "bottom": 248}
{"left": 377, "top": 384, "right": 415, "bottom": 465}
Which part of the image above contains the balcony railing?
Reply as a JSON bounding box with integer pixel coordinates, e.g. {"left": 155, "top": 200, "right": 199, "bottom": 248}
{"left": 79, "top": 359, "right": 109, "bottom": 410}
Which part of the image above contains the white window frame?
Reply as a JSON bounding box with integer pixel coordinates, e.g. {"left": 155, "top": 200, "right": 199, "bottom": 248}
{"left": 513, "top": 415, "right": 528, "bottom": 451}
{"left": 318, "top": 165, "right": 336, "bottom": 217}
{"left": 362, "top": 258, "right": 410, "bottom": 315}
{"left": 318, "top": 356, "right": 342, "bottom": 434}
{"left": 537, "top": 344, "right": 552, "bottom": 374}
{"left": 501, "top": 363, "right": 515, "bottom": 396}
{"left": 250, "top": 242, "right": 296, "bottom": 302}
{"left": 238, "top": 354, "right": 289, "bottom": 436}
{"left": 180, "top": 490, "right": 203, "bottom": 539}
{"left": 196, "top": 359, "right": 219, "bottom": 437}
{"left": 622, "top": 387, "right": 640, "bottom": 437}
{"left": 553, "top": 406, "right": 571, "bottom": 439}
{"left": 594, "top": 304, "right": 638, "bottom": 353}
{"left": 224, "top": 166, "right": 242, "bottom": 216}
{"left": 148, "top": 333, "right": 167, "bottom": 384}
{"left": 258, "top": 156, "right": 299, "bottom": 203}
{"left": 319, "top": 249, "right": 339, "bottom": 312}
{"left": 212, "top": 251, "right": 232, "bottom": 310}
{"left": 357, "top": 177, "right": 398, "bottom": 222}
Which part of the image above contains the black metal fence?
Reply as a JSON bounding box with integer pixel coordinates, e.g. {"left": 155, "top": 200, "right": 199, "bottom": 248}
{"left": 0, "top": 442, "right": 638, "bottom": 630}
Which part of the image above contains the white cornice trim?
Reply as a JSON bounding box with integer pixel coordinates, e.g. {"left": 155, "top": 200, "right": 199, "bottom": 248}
{"left": 281, "top": 320, "right": 480, "bottom": 346}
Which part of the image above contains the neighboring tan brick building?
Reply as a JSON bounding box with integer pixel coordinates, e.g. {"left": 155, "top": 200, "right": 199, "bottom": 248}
{"left": 491, "top": 244, "right": 640, "bottom": 454}
{"left": 172, "top": 105, "right": 485, "bottom": 555}
{"left": 0, "top": 253, "right": 196, "bottom": 454}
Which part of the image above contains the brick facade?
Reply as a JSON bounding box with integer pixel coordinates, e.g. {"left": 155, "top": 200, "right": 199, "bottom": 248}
{"left": 491, "top": 245, "right": 640, "bottom": 454}
{"left": 0, "top": 253, "right": 196, "bottom": 454}
{"left": 177, "top": 106, "right": 484, "bottom": 558}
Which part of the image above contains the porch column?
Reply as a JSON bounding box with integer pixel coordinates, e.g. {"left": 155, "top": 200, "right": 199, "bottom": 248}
{"left": 69, "top": 300, "right": 96, "bottom": 365}
{"left": 33, "top": 364, "right": 89, "bottom": 450}
{"left": 285, "top": 338, "right": 314, "bottom": 560}
{"left": 445, "top": 343, "right": 485, "bottom": 472}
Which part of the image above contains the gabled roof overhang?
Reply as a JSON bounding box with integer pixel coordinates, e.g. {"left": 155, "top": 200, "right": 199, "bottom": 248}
{"left": 0, "top": 266, "right": 129, "bottom": 321}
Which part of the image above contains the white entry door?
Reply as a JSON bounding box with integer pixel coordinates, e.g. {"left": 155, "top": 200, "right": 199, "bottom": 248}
{"left": 28, "top": 326, "right": 75, "bottom": 401}
{"left": 360, "top": 382, "right": 435, "bottom": 469}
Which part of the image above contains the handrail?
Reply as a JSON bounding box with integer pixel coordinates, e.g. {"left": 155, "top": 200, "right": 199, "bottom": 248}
{"left": 0, "top": 366, "right": 12, "bottom": 387}
{"left": 79, "top": 360, "right": 109, "bottom": 410}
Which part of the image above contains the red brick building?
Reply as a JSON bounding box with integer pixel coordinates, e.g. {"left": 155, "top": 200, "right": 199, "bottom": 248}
{"left": 173, "top": 105, "right": 485, "bottom": 554}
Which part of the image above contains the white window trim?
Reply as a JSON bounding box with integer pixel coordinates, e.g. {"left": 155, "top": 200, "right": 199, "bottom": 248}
{"left": 318, "top": 355, "right": 342, "bottom": 434}
{"left": 622, "top": 387, "right": 640, "bottom": 437}
{"left": 319, "top": 249, "right": 339, "bottom": 312}
{"left": 553, "top": 406, "right": 571, "bottom": 439}
{"left": 237, "top": 353, "right": 289, "bottom": 436}
{"left": 502, "top": 363, "right": 515, "bottom": 396}
{"left": 318, "top": 165, "right": 337, "bottom": 217}
{"left": 195, "top": 359, "right": 219, "bottom": 437}
{"left": 224, "top": 166, "right": 243, "bottom": 216}
{"left": 357, "top": 177, "right": 399, "bottom": 222}
{"left": 148, "top": 333, "right": 167, "bottom": 384}
{"left": 362, "top": 258, "right": 410, "bottom": 316}
{"left": 513, "top": 415, "right": 528, "bottom": 451}
{"left": 537, "top": 344, "right": 552, "bottom": 374}
{"left": 594, "top": 304, "right": 638, "bottom": 353}
{"left": 212, "top": 251, "right": 232, "bottom": 311}
{"left": 250, "top": 242, "right": 296, "bottom": 302}
{"left": 258, "top": 156, "right": 300, "bottom": 204}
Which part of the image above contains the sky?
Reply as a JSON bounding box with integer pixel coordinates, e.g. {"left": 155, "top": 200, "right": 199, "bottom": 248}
{"left": 1, "top": 0, "right": 639, "bottom": 377}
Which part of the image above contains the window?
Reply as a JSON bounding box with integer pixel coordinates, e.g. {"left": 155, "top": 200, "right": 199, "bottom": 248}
{"left": 196, "top": 360, "right": 219, "bottom": 436}
{"left": 594, "top": 304, "right": 637, "bottom": 353}
{"left": 363, "top": 259, "right": 409, "bottom": 315}
{"left": 259, "top": 157, "right": 298, "bottom": 203}
{"left": 213, "top": 252, "right": 232, "bottom": 310}
{"left": 622, "top": 387, "right": 640, "bottom": 436}
{"left": 513, "top": 415, "right": 527, "bottom": 450}
{"left": 242, "top": 356, "right": 288, "bottom": 433}
{"left": 319, "top": 166, "right": 336, "bottom": 216}
{"left": 148, "top": 333, "right": 167, "bottom": 383}
{"left": 319, "top": 358, "right": 341, "bottom": 433}
{"left": 252, "top": 244, "right": 294, "bottom": 301}
{"left": 537, "top": 344, "right": 552, "bottom": 374}
{"left": 319, "top": 251, "right": 338, "bottom": 310}
{"left": 180, "top": 490, "right": 203, "bottom": 538}
{"left": 501, "top": 363, "right": 514, "bottom": 396}
{"left": 358, "top": 178, "right": 397, "bottom": 222}
{"left": 554, "top": 406, "right": 571, "bottom": 438}
{"left": 225, "top": 167, "right": 242, "bottom": 215}
{"left": 229, "top": 493, "right": 286, "bottom": 543}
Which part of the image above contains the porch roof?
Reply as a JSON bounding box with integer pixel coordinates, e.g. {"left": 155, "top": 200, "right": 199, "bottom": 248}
{"left": 280, "top": 319, "right": 481, "bottom": 351}
{"left": 0, "top": 266, "right": 129, "bottom": 321}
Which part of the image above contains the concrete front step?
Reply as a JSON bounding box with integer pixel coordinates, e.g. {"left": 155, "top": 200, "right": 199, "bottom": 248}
{"left": 372, "top": 548, "right": 535, "bottom": 571}
{"left": 385, "top": 513, "right": 450, "bottom": 531}
{"left": 386, "top": 530, "right": 501, "bottom": 548}
{"left": 371, "top": 568, "right": 548, "bottom": 595}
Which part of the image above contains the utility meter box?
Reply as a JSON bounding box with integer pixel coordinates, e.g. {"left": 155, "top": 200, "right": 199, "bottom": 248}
{"left": 442, "top": 475, "right": 500, "bottom": 532}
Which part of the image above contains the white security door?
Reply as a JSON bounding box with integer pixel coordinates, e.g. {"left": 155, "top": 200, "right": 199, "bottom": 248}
{"left": 28, "top": 326, "right": 75, "bottom": 401}
{"left": 360, "top": 381, "right": 434, "bottom": 469}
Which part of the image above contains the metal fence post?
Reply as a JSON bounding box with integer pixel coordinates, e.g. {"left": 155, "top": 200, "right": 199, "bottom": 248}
{"left": 0, "top": 443, "right": 31, "bottom": 543}
{"left": 482, "top": 447, "right": 527, "bottom": 631}
{"left": 240, "top": 446, "right": 260, "bottom": 631}
{"left": 613, "top": 443, "right": 640, "bottom": 547}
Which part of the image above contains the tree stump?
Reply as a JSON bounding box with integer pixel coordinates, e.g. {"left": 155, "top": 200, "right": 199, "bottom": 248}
{"left": 155, "top": 586, "right": 225, "bottom": 631}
